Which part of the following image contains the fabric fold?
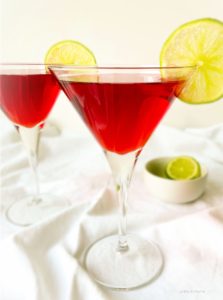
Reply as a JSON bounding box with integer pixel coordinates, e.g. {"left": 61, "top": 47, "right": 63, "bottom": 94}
{"left": 1, "top": 118, "right": 223, "bottom": 299}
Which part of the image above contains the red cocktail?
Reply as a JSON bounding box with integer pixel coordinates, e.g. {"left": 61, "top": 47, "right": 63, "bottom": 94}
{"left": 60, "top": 74, "right": 183, "bottom": 154}
{"left": 0, "top": 73, "right": 59, "bottom": 127}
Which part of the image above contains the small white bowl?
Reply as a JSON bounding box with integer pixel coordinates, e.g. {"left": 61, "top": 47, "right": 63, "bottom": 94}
{"left": 143, "top": 157, "right": 208, "bottom": 204}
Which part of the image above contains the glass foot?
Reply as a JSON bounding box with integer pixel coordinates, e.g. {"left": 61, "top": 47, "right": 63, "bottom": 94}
{"left": 5, "top": 194, "right": 68, "bottom": 226}
{"left": 84, "top": 234, "right": 163, "bottom": 289}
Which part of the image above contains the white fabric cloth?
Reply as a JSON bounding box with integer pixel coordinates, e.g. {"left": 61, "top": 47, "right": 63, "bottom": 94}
{"left": 0, "top": 114, "right": 223, "bottom": 300}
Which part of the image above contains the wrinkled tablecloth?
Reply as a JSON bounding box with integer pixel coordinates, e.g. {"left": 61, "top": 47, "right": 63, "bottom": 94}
{"left": 0, "top": 115, "right": 223, "bottom": 300}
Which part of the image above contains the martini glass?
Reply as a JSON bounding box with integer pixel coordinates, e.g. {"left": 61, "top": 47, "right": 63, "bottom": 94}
{"left": 0, "top": 63, "right": 67, "bottom": 226}
{"left": 50, "top": 65, "right": 193, "bottom": 289}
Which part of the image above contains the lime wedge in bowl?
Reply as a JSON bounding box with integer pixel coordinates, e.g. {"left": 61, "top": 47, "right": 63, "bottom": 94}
{"left": 45, "top": 40, "right": 96, "bottom": 66}
{"left": 160, "top": 18, "right": 223, "bottom": 104}
{"left": 166, "top": 156, "right": 201, "bottom": 180}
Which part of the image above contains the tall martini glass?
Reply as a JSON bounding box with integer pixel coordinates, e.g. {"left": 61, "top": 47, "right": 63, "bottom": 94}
{"left": 0, "top": 63, "right": 67, "bottom": 226}
{"left": 50, "top": 65, "right": 193, "bottom": 289}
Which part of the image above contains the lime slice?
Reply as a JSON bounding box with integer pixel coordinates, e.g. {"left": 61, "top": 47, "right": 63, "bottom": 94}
{"left": 166, "top": 156, "right": 201, "bottom": 180}
{"left": 44, "top": 40, "right": 96, "bottom": 66}
{"left": 160, "top": 18, "right": 223, "bottom": 104}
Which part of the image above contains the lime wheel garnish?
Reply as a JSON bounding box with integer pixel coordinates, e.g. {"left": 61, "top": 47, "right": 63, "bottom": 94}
{"left": 160, "top": 18, "right": 223, "bottom": 104}
{"left": 45, "top": 40, "right": 96, "bottom": 66}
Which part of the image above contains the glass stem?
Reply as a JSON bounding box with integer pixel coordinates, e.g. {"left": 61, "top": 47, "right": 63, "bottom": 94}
{"left": 105, "top": 150, "right": 140, "bottom": 252}
{"left": 18, "top": 125, "right": 41, "bottom": 204}
{"left": 29, "top": 149, "right": 41, "bottom": 204}
{"left": 117, "top": 178, "right": 129, "bottom": 252}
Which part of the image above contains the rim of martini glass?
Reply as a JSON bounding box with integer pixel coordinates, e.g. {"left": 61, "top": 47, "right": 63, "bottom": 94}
{"left": 49, "top": 64, "right": 196, "bottom": 70}
{"left": 0, "top": 63, "right": 197, "bottom": 72}
{"left": 0, "top": 63, "right": 63, "bottom": 67}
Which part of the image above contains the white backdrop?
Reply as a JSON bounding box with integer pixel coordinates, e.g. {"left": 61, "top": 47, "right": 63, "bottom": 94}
{"left": 0, "top": 0, "right": 223, "bottom": 129}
